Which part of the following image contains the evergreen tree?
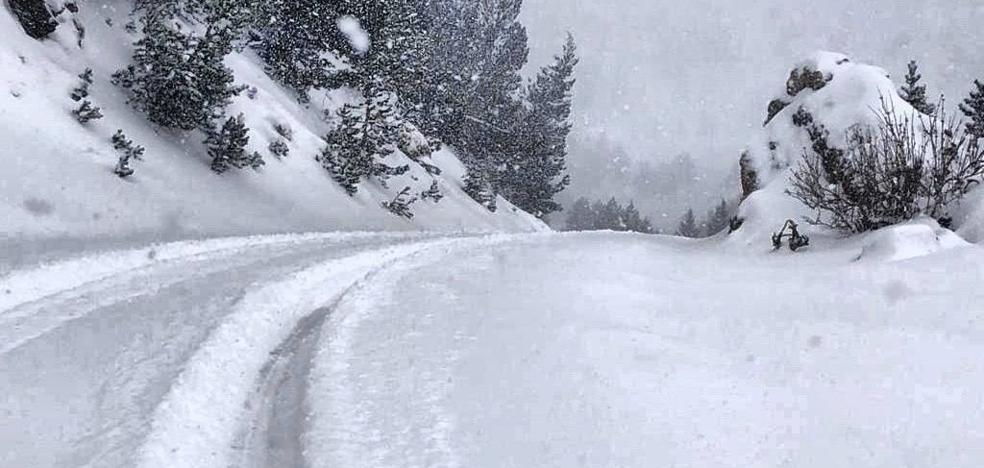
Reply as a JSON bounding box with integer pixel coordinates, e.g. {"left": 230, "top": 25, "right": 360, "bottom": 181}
{"left": 565, "top": 197, "right": 655, "bottom": 233}
{"left": 463, "top": 161, "right": 498, "bottom": 212}
{"left": 676, "top": 208, "right": 700, "bottom": 238}
{"left": 961, "top": 80, "right": 984, "bottom": 141}
{"left": 268, "top": 139, "right": 289, "bottom": 159}
{"left": 381, "top": 186, "right": 417, "bottom": 219}
{"left": 703, "top": 199, "right": 732, "bottom": 236}
{"left": 253, "top": 0, "right": 341, "bottom": 98}
{"left": 71, "top": 67, "right": 103, "bottom": 124}
{"left": 449, "top": 0, "right": 529, "bottom": 205}
{"left": 599, "top": 197, "right": 624, "bottom": 230}
{"left": 321, "top": 93, "right": 405, "bottom": 195}
{"left": 319, "top": 0, "right": 419, "bottom": 195}
{"left": 565, "top": 197, "right": 593, "bottom": 231}
{"left": 206, "top": 114, "right": 260, "bottom": 173}
{"left": 900, "top": 60, "right": 935, "bottom": 115}
{"left": 506, "top": 33, "right": 578, "bottom": 218}
{"left": 115, "top": 0, "right": 250, "bottom": 130}
{"left": 622, "top": 201, "right": 654, "bottom": 233}
{"left": 420, "top": 180, "right": 444, "bottom": 203}
{"left": 70, "top": 68, "right": 95, "bottom": 102}
{"left": 111, "top": 129, "right": 145, "bottom": 178}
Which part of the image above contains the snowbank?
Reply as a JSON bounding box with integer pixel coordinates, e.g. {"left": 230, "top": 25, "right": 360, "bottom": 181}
{"left": 0, "top": 3, "right": 544, "bottom": 249}
{"left": 857, "top": 218, "right": 969, "bottom": 262}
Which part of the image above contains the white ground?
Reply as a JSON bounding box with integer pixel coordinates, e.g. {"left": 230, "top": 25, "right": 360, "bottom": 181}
{"left": 2, "top": 231, "right": 982, "bottom": 468}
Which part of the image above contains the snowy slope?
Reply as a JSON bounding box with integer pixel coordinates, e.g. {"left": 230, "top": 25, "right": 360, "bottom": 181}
{"left": 0, "top": 2, "right": 545, "bottom": 248}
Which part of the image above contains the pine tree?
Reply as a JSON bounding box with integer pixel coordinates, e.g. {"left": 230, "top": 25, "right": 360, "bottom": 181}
{"left": 253, "top": 0, "right": 341, "bottom": 99}
{"left": 381, "top": 186, "right": 417, "bottom": 219}
{"left": 506, "top": 33, "right": 578, "bottom": 218}
{"left": 900, "top": 60, "right": 935, "bottom": 115}
{"left": 598, "top": 197, "right": 623, "bottom": 230}
{"left": 70, "top": 67, "right": 103, "bottom": 124}
{"left": 704, "top": 199, "right": 732, "bottom": 236}
{"left": 676, "top": 208, "right": 700, "bottom": 238}
{"left": 463, "top": 162, "right": 498, "bottom": 212}
{"left": 206, "top": 114, "right": 258, "bottom": 173}
{"left": 70, "top": 68, "right": 95, "bottom": 102}
{"left": 448, "top": 0, "right": 529, "bottom": 205}
{"left": 268, "top": 139, "right": 289, "bottom": 159}
{"left": 319, "top": 0, "right": 418, "bottom": 195}
{"left": 420, "top": 180, "right": 443, "bottom": 203}
{"left": 565, "top": 197, "right": 594, "bottom": 231}
{"left": 321, "top": 92, "right": 405, "bottom": 195}
{"left": 961, "top": 80, "right": 984, "bottom": 141}
{"left": 621, "top": 201, "right": 652, "bottom": 233}
{"left": 111, "top": 129, "right": 145, "bottom": 178}
{"left": 73, "top": 100, "right": 104, "bottom": 124}
{"left": 115, "top": 0, "right": 250, "bottom": 130}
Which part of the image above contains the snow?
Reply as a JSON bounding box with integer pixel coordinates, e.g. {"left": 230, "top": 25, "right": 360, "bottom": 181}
{"left": 337, "top": 16, "right": 370, "bottom": 54}
{"left": 0, "top": 4, "right": 543, "bottom": 252}
{"left": 3, "top": 230, "right": 984, "bottom": 467}
{"left": 857, "top": 217, "right": 969, "bottom": 262}
{"left": 305, "top": 232, "right": 984, "bottom": 467}
{"left": 134, "top": 238, "right": 464, "bottom": 468}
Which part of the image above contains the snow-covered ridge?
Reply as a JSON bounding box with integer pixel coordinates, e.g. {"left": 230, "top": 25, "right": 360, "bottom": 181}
{"left": 0, "top": 3, "right": 545, "bottom": 246}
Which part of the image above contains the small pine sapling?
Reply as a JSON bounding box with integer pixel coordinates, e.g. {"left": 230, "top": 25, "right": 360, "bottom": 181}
{"left": 206, "top": 114, "right": 257, "bottom": 174}
{"left": 71, "top": 68, "right": 103, "bottom": 124}
{"left": 73, "top": 100, "right": 104, "bottom": 123}
{"left": 111, "top": 129, "right": 145, "bottom": 178}
{"left": 420, "top": 180, "right": 443, "bottom": 203}
{"left": 269, "top": 139, "right": 290, "bottom": 159}
{"left": 273, "top": 122, "right": 293, "bottom": 141}
{"left": 381, "top": 186, "right": 417, "bottom": 219}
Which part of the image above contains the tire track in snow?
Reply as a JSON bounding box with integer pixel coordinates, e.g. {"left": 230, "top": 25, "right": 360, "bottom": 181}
{"left": 0, "top": 233, "right": 428, "bottom": 355}
{"left": 132, "top": 238, "right": 474, "bottom": 468}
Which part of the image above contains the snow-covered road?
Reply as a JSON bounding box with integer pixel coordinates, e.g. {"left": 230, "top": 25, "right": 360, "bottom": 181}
{"left": 2, "top": 232, "right": 984, "bottom": 467}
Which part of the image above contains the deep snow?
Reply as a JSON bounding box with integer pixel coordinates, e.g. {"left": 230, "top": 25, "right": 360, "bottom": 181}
{"left": 2, "top": 231, "right": 983, "bottom": 467}
{"left": 309, "top": 232, "right": 984, "bottom": 467}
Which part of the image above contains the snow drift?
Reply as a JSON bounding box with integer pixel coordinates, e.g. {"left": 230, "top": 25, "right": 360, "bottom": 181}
{"left": 0, "top": 2, "right": 544, "bottom": 249}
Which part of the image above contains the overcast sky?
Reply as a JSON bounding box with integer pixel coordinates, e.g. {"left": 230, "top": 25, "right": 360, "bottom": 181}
{"left": 520, "top": 0, "right": 984, "bottom": 169}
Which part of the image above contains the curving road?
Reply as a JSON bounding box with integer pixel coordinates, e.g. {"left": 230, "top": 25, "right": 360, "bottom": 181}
{"left": 2, "top": 232, "right": 984, "bottom": 467}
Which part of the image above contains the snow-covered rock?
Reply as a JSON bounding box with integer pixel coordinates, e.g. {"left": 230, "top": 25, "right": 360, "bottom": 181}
{"left": 728, "top": 52, "right": 923, "bottom": 249}
{"left": 0, "top": 3, "right": 545, "bottom": 249}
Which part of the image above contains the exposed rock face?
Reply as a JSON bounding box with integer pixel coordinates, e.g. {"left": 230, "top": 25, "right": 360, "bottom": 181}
{"left": 7, "top": 0, "right": 58, "bottom": 39}
{"left": 739, "top": 150, "right": 759, "bottom": 199}
{"left": 785, "top": 67, "right": 831, "bottom": 97}
{"left": 764, "top": 99, "right": 789, "bottom": 126}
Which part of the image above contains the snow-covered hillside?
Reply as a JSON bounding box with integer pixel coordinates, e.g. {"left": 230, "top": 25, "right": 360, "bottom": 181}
{"left": 0, "top": 2, "right": 545, "bottom": 248}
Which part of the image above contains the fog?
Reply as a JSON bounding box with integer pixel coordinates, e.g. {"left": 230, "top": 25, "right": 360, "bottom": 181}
{"left": 521, "top": 0, "right": 984, "bottom": 223}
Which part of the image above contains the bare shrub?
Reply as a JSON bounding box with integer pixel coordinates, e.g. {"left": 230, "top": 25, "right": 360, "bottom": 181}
{"left": 788, "top": 98, "right": 984, "bottom": 232}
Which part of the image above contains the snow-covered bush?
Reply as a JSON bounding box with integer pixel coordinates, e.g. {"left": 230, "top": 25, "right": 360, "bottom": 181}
{"left": 788, "top": 99, "right": 984, "bottom": 232}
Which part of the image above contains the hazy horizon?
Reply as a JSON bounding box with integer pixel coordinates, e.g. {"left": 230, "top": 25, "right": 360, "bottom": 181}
{"left": 521, "top": 0, "right": 984, "bottom": 170}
